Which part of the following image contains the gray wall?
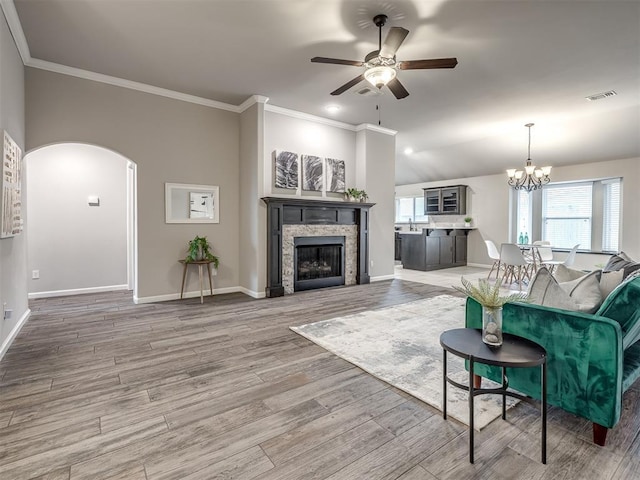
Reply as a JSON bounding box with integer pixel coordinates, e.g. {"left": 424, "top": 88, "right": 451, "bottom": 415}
{"left": 0, "top": 9, "right": 27, "bottom": 354}
{"left": 395, "top": 156, "right": 640, "bottom": 271}
{"left": 25, "top": 68, "right": 240, "bottom": 301}
{"left": 239, "top": 102, "right": 263, "bottom": 295}
{"left": 26, "top": 143, "right": 128, "bottom": 294}
{"left": 357, "top": 128, "right": 396, "bottom": 279}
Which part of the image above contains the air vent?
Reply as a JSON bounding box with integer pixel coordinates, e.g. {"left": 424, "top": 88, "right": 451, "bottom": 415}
{"left": 354, "top": 86, "right": 382, "bottom": 96}
{"left": 585, "top": 90, "right": 617, "bottom": 101}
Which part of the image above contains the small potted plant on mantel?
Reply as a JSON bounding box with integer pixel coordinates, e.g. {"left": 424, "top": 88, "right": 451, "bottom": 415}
{"left": 464, "top": 217, "right": 473, "bottom": 227}
{"left": 185, "top": 235, "right": 220, "bottom": 269}
{"left": 344, "top": 188, "right": 368, "bottom": 202}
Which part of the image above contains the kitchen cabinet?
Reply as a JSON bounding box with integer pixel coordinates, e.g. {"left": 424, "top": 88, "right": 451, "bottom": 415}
{"left": 400, "top": 228, "right": 470, "bottom": 271}
{"left": 394, "top": 232, "right": 402, "bottom": 261}
{"left": 423, "top": 185, "right": 467, "bottom": 215}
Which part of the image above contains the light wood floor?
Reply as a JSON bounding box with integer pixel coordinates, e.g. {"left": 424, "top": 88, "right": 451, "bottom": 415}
{"left": 1, "top": 280, "right": 639, "bottom": 479}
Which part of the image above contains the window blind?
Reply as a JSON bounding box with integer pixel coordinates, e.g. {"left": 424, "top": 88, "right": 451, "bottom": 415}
{"left": 542, "top": 182, "right": 592, "bottom": 249}
{"left": 602, "top": 179, "right": 621, "bottom": 252}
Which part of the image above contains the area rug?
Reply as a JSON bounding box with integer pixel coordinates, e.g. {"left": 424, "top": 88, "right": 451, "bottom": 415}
{"left": 291, "top": 294, "right": 518, "bottom": 430}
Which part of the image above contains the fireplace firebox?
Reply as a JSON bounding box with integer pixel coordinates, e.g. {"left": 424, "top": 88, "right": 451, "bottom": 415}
{"left": 294, "top": 236, "right": 345, "bottom": 291}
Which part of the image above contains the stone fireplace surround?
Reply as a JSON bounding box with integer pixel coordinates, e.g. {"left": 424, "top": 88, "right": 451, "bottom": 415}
{"left": 262, "top": 197, "right": 375, "bottom": 298}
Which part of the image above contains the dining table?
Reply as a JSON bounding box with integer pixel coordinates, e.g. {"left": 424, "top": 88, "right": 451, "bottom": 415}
{"left": 516, "top": 243, "right": 553, "bottom": 272}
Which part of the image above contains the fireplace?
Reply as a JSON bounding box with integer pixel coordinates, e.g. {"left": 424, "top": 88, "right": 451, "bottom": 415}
{"left": 262, "top": 197, "right": 374, "bottom": 297}
{"left": 294, "top": 236, "right": 345, "bottom": 291}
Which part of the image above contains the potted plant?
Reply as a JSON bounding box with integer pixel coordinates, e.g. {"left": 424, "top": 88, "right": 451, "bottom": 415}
{"left": 344, "top": 188, "right": 368, "bottom": 202}
{"left": 464, "top": 217, "right": 473, "bottom": 227}
{"left": 453, "top": 277, "right": 527, "bottom": 347}
{"left": 185, "top": 235, "right": 220, "bottom": 269}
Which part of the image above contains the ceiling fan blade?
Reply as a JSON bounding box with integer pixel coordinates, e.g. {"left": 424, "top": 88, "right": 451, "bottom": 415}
{"left": 398, "top": 58, "right": 458, "bottom": 70}
{"left": 387, "top": 78, "right": 409, "bottom": 99}
{"left": 330, "top": 74, "right": 365, "bottom": 95}
{"left": 311, "top": 57, "right": 364, "bottom": 67}
{"left": 379, "top": 27, "right": 409, "bottom": 58}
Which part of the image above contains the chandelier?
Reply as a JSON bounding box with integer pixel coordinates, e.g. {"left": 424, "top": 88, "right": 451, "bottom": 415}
{"left": 506, "top": 123, "right": 551, "bottom": 191}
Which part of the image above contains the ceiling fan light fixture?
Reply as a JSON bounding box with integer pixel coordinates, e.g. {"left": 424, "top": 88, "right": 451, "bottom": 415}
{"left": 364, "top": 66, "right": 396, "bottom": 89}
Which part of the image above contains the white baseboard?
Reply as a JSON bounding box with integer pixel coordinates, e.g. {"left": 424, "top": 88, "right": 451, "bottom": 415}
{"left": 370, "top": 274, "right": 396, "bottom": 282}
{"left": 0, "top": 308, "right": 31, "bottom": 361}
{"left": 29, "top": 284, "right": 129, "bottom": 299}
{"left": 134, "top": 285, "right": 263, "bottom": 304}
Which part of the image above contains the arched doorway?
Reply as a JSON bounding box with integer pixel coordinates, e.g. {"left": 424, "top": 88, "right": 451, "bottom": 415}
{"left": 25, "top": 143, "right": 137, "bottom": 300}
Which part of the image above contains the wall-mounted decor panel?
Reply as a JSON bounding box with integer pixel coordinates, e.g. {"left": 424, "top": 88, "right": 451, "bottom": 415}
{"left": 1, "top": 130, "right": 23, "bottom": 238}
{"left": 302, "top": 155, "right": 323, "bottom": 191}
{"left": 326, "top": 158, "right": 345, "bottom": 193}
{"left": 274, "top": 150, "right": 299, "bottom": 189}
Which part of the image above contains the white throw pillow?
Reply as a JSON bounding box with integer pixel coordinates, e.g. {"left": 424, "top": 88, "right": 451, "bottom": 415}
{"left": 528, "top": 267, "right": 603, "bottom": 313}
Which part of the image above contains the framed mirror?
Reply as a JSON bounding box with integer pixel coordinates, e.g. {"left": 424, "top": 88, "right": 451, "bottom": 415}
{"left": 165, "top": 183, "right": 220, "bottom": 223}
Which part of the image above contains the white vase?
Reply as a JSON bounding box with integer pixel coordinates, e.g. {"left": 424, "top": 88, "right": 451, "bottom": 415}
{"left": 482, "top": 306, "right": 503, "bottom": 347}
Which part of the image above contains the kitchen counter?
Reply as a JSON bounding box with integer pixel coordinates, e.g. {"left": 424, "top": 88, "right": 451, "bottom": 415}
{"left": 399, "top": 227, "right": 476, "bottom": 234}
{"left": 399, "top": 228, "right": 470, "bottom": 271}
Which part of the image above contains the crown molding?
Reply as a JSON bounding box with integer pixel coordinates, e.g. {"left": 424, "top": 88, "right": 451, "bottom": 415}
{"left": 265, "top": 104, "right": 357, "bottom": 131}
{"left": 355, "top": 123, "right": 397, "bottom": 136}
{"left": 27, "top": 58, "right": 240, "bottom": 112}
{"left": 238, "top": 95, "right": 269, "bottom": 112}
{"left": 1, "top": 0, "right": 30, "bottom": 63}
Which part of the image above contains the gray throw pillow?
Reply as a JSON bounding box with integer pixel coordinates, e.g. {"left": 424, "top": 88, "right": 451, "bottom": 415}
{"left": 603, "top": 252, "right": 640, "bottom": 279}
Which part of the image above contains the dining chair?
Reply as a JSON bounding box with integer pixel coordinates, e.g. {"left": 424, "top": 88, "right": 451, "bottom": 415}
{"left": 500, "top": 243, "right": 533, "bottom": 291}
{"left": 484, "top": 240, "right": 502, "bottom": 279}
{"left": 533, "top": 240, "right": 554, "bottom": 270}
{"left": 544, "top": 244, "right": 580, "bottom": 273}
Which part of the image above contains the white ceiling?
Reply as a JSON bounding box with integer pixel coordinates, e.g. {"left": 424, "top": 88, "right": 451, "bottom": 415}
{"left": 9, "top": 0, "right": 640, "bottom": 185}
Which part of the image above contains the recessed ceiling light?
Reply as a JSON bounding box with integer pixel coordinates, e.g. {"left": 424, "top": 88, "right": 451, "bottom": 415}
{"left": 325, "top": 104, "right": 341, "bottom": 114}
{"left": 404, "top": 147, "right": 413, "bottom": 155}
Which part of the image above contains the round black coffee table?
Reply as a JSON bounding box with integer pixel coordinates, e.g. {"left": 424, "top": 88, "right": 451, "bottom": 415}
{"left": 440, "top": 328, "right": 547, "bottom": 464}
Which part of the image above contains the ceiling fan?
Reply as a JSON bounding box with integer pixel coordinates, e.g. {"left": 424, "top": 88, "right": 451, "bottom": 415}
{"left": 311, "top": 14, "right": 458, "bottom": 99}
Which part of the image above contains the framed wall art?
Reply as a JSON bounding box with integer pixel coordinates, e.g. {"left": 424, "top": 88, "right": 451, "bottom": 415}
{"left": 165, "top": 183, "right": 219, "bottom": 223}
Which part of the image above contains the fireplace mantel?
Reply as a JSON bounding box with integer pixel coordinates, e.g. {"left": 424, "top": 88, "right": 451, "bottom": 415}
{"left": 261, "top": 197, "right": 375, "bottom": 297}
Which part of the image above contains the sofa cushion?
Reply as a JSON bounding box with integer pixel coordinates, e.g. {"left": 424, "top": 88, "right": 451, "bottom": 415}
{"left": 528, "top": 267, "right": 603, "bottom": 313}
{"left": 596, "top": 277, "right": 640, "bottom": 349}
{"left": 553, "top": 264, "right": 623, "bottom": 298}
{"left": 603, "top": 252, "right": 640, "bottom": 279}
{"left": 600, "top": 270, "right": 625, "bottom": 298}
{"left": 553, "top": 264, "right": 587, "bottom": 282}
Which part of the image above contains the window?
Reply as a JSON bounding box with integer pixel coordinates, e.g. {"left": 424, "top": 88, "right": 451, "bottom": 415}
{"left": 602, "top": 179, "right": 621, "bottom": 252}
{"left": 395, "top": 196, "right": 428, "bottom": 222}
{"left": 542, "top": 182, "right": 593, "bottom": 250}
{"left": 517, "top": 178, "right": 621, "bottom": 252}
{"left": 516, "top": 190, "right": 532, "bottom": 243}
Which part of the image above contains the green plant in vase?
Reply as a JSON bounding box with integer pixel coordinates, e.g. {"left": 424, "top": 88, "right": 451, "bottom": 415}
{"left": 185, "top": 235, "right": 220, "bottom": 269}
{"left": 464, "top": 217, "right": 473, "bottom": 226}
{"left": 453, "top": 277, "right": 528, "bottom": 347}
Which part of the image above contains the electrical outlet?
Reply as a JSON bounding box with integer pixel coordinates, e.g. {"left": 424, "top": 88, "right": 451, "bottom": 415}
{"left": 370, "top": 260, "right": 374, "bottom": 267}
{"left": 4, "top": 309, "right": 12, "bottom": 320}
{"left": 32, "top": 270, "right": 40, "bottom": 279}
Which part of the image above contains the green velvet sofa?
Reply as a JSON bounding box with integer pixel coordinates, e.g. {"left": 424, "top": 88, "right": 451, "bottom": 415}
{"left": 465, "top": 276, "right": 640, "bottom": 446}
